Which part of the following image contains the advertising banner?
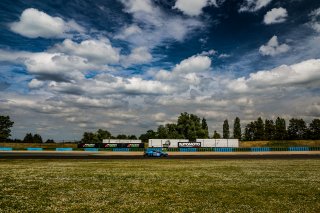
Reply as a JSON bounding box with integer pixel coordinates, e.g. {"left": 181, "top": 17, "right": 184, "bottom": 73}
{"left": 78, "top": 143, "right": 144, "bottom": 148}
{"left": 78, "top": 143, "right": 97, "bottom": 148}
{"left": 178, "top": 142, "right": 201, "bottom": 148}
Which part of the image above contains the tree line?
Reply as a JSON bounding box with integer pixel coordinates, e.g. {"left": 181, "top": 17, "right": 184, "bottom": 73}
{"left": 82, "top": 112, "right": 209, "bottom": 143}
{"left": 0, "top": 115, "right": 54, "bottom": 143}
{"left": 242, "top": 117, "right": 320, "bottom": 141}
{"left": 139, "top": 112, "right": 209, "bottom": 142}
{"left": 81, "top": 129, "right": 137, "bottom": 143}
{"left": 1, "top": 114, "right": 319, "bottom": 143}
{"left": 205, "top": 117, "right": 242, "bottom": 140}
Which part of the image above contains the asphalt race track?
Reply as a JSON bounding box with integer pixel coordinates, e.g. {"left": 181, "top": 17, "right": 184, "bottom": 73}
{"left": 1, "top": 151, "right": 320, "bottom": 159}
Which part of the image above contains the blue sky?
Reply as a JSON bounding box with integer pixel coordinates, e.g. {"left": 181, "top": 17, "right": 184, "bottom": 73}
{"left": 0, "top": 0, "right": 320, "bottom": 140}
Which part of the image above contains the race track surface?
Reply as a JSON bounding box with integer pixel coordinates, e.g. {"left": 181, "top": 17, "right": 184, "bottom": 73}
{"left": 1, "top": 151, "right": 320, "bottom": 159}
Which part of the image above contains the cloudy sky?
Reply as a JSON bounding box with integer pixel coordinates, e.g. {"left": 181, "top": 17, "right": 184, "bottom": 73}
{"left": 0, "top": 0, "right": 320, "bottom": 140}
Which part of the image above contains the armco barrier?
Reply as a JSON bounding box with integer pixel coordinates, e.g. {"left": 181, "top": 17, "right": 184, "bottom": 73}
{"left": 2, "top": 146, "right": 318, "bottom": 153}
{"left": 0, "top": 147, "right": 13, "bottom": 151}
{"left": 179, "top": 148, "right": 197, "bottom": 152}
{"left": 251, "top": 147, "right": 271, "bottom": 152}
{"left": 84, "top": 148, "right": 99, "bottom": 152}
{"left": 215, "top": 148, "right": 233, "bottom": 152}
{"left": 147, "top": 147, "right": 163, "bottom": 151}
{"left": 113, "top": 148, "right": 129, "bottom": 152}
{"left": 27, "top": 148, "right": 43, "bottom": 151}
{"left": 198, "top": 148, "right": 213, "bottom": 152}
{"left": 310, "top": 147, "right": 320, "bottom": 151}
{"left": 289, "top": 147, "right": 309, "bottom": 151}
{"left": 146, "top": 147, "right": 318, "bottom": 152}
{"left": 270, "top": 147, "right": 288, "bottom": 152}
{"left": 167, "top": 148, "right": 179, "bottom": 152}
{"left": 233, "top": 148, "right": 251, "bottom": 152}
{"left": 56, "top": 148, "right": 73, "bottom": 151}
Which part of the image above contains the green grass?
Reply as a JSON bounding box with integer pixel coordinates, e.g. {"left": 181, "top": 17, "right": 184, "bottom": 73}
{"left": 0, "top": 142, "right": 77, "bottom": 149}
{"left": 0, "top": 159, "right": 320, "bottom": 212}
{"left": 240, "top": 140, "right": 320, "bottom": 147}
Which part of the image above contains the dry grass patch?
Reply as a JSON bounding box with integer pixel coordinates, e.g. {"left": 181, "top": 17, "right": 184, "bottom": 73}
{"left": 240, "top": 140, "right": 320, "bottom": 148}
{"left": 0, "top": 142, "right": 77, "bottom": 149}
{"left": 0, "top": 159, "right": 320, "bottom": 212}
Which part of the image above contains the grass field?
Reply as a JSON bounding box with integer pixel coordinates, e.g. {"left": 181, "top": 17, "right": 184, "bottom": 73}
{"left": 0, "top": 142, "right": 78, "bottom": 149}
{"left": 1, "top": 159, "right": 320, "bottom": 212}
{"left": 240, "top": 140, "right": 320, "bottom": 147}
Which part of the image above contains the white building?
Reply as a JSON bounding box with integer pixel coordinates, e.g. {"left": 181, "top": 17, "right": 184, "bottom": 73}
{"left": 148, "top": 139, "right": 239, "bottom": 148}
{"left": 102, "top": 139, "right": 142, "bottom": 143}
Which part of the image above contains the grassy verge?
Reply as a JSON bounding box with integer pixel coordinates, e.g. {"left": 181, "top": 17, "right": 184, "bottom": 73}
{"left": 240, "top": 140, "right": 320, "bottom": 148}
{"left": 0, "top": 142, "right": 78, "bottom": 149}
{"left": 0, "top": 159, "right": 319, "bottom": 212}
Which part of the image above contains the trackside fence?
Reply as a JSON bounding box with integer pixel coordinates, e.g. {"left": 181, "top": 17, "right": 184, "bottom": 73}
{"left": 0, "top": 147, "right": 320, "bottom": 152}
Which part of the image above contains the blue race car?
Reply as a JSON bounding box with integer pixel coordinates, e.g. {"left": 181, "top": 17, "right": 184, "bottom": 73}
{"left": 144, "top": 149, "right": 168, "bottom": 157}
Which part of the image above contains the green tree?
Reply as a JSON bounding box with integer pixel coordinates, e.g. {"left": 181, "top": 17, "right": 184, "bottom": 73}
{"left": 287, "top": 118, "right": 307, "bottom": 140}
{"left": 157, "top": 125, "right": 168, "bottom": 139}
{"left": 309, "top": 119, "right": 320, "bottom": 139}
{"left": 177, "top": 112, "right": 190, "bottom": 138}
{"left": 96, "top": 129, "right": 112, "bottom": 142}
{"left": 196, "top": 128, "right": 208, "bottom": 139}
{"left": 45, "top": 139, "right": 55, "bottom": 143}
{"left": 201, "top": 118, "right": 209, "bottom": 138}
{"left": 244, "top": 122, "right": 255, "bottom": 141}
{"left": 254, "top": 117, "right": 264, "bottom": 140}
{"left": 190, "top": 114, "right": 205, "bottom": 140}
{"left": 33, "top": 134, "right": 43, "bottom": 143}
{"left": 223, "top": 119, "right": 230, "bottom": 139}
{"left": 139, "top": 112, "right": 209, "bottom": 141}
{"left": 264, "top": 119, "right": 275, "bottom": 140}
{"left": 275, "top": 117, "right": 287, "bottom": 140}
{"left": 187, "top": 126, "right": 197, "bottom": 141}
{"left": 139, "top": 130, "right": 157, "bottom": 142}
{"left": 116, "top": 134, "right": 128, "bottom": 139}
{"left": 213, "top": 131, "right": 221, "bottom": 139}
{"left": 23, "top": 133, "right": 34, "bottom": 143}
{"left": 177, "top": 112, "right": 205, "bottom": 140}
{"left": 233, "top": 117, "right": 241, "bottom": 139}
{"left": 128, "top": 135, "right": 137, "bottom": 140}
{"left": 0, "top": 115, "right": 14, "bottom": 141}
{"left": 81, "top": 132, "right": 96, "bottom": 143}
{"left": 166, "top": 123, "right": 183, "bottom": 139}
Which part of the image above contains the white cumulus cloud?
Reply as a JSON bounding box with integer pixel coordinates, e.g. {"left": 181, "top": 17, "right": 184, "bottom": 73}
{"left": 156, "top": 55, "right": 211, "bottom": 85}
{"left": 52, "top": 38, "right": 120, "bottom": 64}
{"left": 0, "top": 50, "right": 98, "bottom": 82}
{"left": 309, "top": 8, "right": 320, "bottom": 33}
{"left": 173, "top": 0, "right": 224, "bottom": 16}
{"left": 117, "top": 0, "right": 202, "bottom": 48}
{"left": 239, "top": 0, "right": 272, "bottom": 12}
{"left": 264, "top": 7, "right": 288, "bottom": 24}
{"left": 114, "top": 24, "right": 142, "bottom": 40}
{"left": 259, "top": 35, "right": 290, "bottom": 56}
{"left": 28, "top": 79, "right": 45, "bottom": 89}
{"left": 173, "top": 0, "right": 208, "bottom": 16}
{"left": 10, "top": 8, "right": 84, "bottom": 38}
{"left": 173, "top": 55, "right": 211, "bottom": 73}
{"left": 227, "top": 59, "right": 320, "bottom": 93}
{"left": 121, "top": 0, "right": 154, "bottom": 14}
{"left": 122, "top": 46, "right": 152, "bottom": 67}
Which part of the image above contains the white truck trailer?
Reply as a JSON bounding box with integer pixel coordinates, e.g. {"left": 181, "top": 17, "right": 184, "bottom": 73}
{"left": 196, "top": 139, "right": 239, "bottom": 147}
{"left": 102, "top": 139, "right": 142, "bottom": 143}
{"left": 148, "top": 139, "right": 189, "bottom": 148}
{"left": 148, "top": 139, "right": 239, "bottom": 148}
